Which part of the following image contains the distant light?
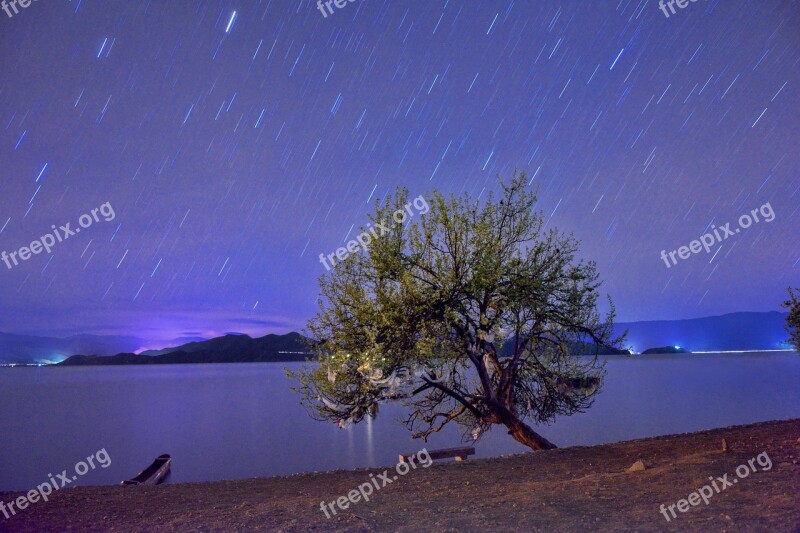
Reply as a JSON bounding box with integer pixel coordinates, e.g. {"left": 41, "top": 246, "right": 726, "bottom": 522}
{"left": 674, "top": 345, "right": 681, "bottom": 349}
{"left": 225, "top": 11, "right": 237, "bottom": 33}
{"left": 692, "top": 349, "right": 796, "bottom": 354}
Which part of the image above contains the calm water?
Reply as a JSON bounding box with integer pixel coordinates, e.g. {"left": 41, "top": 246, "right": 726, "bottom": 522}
{"left": 1, "top": 352, "right": 799, "bottom": 491}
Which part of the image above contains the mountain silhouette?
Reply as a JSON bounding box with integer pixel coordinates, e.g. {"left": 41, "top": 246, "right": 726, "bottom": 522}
{"left": 57, "top": 332, "right": 312, "bottom": 366}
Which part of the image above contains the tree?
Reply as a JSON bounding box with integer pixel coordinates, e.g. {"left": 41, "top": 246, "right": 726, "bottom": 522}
{"left": 783, "top": 288, "right": 800, "bottom": 352}
{"left": 291, "top": 172, "right": 625, "bottom": 451}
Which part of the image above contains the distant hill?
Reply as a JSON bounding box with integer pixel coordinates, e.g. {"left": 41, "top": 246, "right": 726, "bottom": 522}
{"left": 616, "top": 311, "right": 791, "bottom": 352}
{"left": 0, "top": 333, "right": 150, "bottom": 365}
{"left": 57, "top": 332, "right": 313, "bottom": 366}
{"left": 641, "top": 346, "right": 691, "bottom": 355}
{"left": 569, "top": 341, "right": 630, "bottom": 356}
{"left": 139, "top": 332, "right": 305, "bottom": 357}
{"left": 6, "top": 310, "right": 792, "bottom": 367}
{"left": 498, "top": 339, "right": 629, "bottom": 357}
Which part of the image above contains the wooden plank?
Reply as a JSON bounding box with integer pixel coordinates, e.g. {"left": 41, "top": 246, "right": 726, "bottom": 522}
{"left": 398, "top": 446, "right": 476, "bottom": 463}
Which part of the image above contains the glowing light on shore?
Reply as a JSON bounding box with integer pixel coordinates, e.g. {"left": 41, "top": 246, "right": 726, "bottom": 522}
{"left": 691, "top": 349, "right": 796, "bottom": 354}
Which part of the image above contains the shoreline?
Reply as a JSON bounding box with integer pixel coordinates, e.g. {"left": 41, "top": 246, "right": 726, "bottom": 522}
{"left": 2, "top": 418, "right": 798, "bottom": 531}
{"left": 1, "top": 349, "right": 795, "bottom": 369}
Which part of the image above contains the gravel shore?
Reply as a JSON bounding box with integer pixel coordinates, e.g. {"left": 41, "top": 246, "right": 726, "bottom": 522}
{"left": 2, "top": 418, "right": 798, "bottom": 532}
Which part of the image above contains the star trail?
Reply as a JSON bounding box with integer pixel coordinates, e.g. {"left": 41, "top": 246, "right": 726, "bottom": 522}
{"left": 0, "top": 0, "right": 798, "bottom": 343}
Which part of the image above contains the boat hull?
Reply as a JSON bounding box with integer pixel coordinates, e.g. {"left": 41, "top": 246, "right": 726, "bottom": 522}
{"left": 121, "top": 454, "right": 171, "bottom": 486}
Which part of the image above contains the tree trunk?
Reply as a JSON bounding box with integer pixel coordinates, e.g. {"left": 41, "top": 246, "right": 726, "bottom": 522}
{"left": 490, "top": 403, "right": 557, "bottom": 451}
{"left": 506, "top": 417, "right": 557, "bottom": 450}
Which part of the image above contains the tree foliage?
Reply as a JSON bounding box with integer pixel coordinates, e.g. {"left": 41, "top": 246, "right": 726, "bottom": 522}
{"left": 783, "top": 288, "right": 800, "bottom": 352}
{"left": 290, "top": 172, "right": 625, "bottom": 450}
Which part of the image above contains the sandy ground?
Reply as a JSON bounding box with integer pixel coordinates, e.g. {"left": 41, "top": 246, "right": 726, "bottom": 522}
{"left": 1, "top": 418, "right": 798, "bottom": 532}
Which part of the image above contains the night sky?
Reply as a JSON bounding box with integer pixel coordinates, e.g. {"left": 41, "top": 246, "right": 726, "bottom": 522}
{"left": 0, "top": 0, "right": 798, "bottom": 345}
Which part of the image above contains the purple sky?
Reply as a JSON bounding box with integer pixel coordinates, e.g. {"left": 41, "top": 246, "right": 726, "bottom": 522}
{"left": 0, "top": 0, "right": 798, "bottom": 344}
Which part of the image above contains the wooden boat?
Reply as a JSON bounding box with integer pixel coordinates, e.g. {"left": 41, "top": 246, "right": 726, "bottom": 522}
{"left": 121, "top": 454, "right": 171, "bottom": 486}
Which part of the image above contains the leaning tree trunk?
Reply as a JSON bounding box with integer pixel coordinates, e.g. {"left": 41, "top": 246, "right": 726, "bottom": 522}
{"left": 490, "top": 402, "right": 557, "bottom": 451}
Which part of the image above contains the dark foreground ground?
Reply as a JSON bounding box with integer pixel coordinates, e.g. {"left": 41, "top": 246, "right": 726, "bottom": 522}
{"left": 1, "top": 419, "right": 798, "bottom": 532}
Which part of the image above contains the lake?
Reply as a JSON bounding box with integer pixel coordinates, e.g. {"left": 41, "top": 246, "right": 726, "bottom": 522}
{"left": 1, "top": 352, "right": 798, "bottom": 491}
